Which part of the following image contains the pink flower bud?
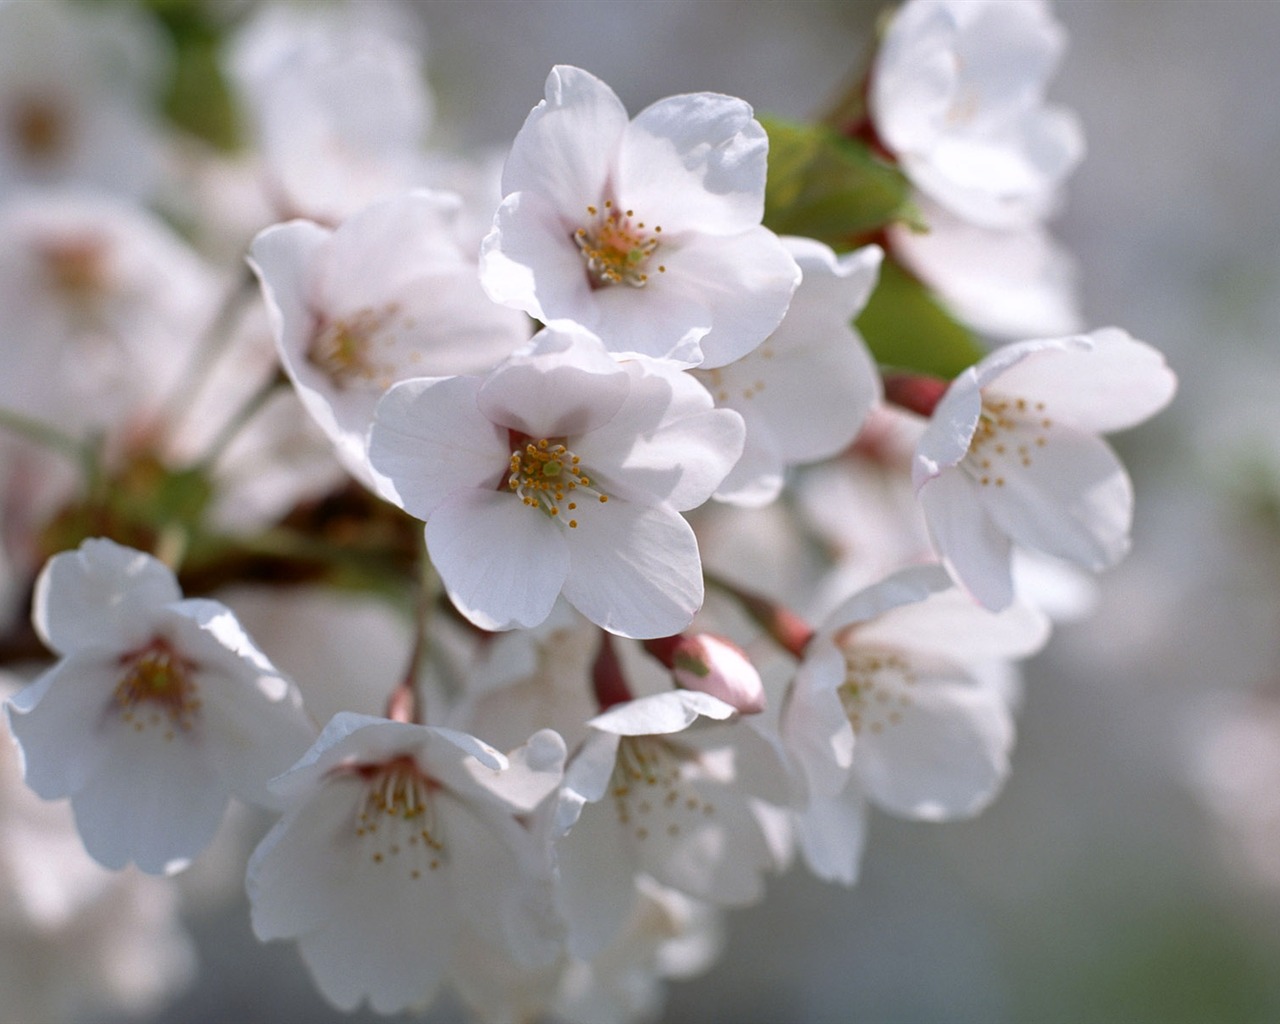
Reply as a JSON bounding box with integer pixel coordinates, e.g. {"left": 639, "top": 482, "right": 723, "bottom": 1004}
{"left": 670, "top": 634, "right": 765, "bottom": 715}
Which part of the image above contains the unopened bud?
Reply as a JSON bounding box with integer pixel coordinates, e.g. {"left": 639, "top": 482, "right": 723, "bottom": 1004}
{"left": 670, "top": 634, "right": 765, "bottom": 715}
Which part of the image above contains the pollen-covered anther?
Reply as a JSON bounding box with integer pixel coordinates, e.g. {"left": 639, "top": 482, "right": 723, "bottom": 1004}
{"left": 837, "top": 647, "right": 916, "bottom": 736}
{"left": 113, "top": 637, "right": 201, "bottom": 737}
{"left": 609, "top": 736, "right": 714, "bottom": 842}
{"left": 307, "top": 305, "right": 399, "bottom": 390}
{"left": 507, "top": 437, "right": 609, "bottom": 528}
{"left": 575, "top": 200, "right": 663, "bottom": 288}
{"left": 966, "top": 394, "right": 1052, "bottom": 487}
{"left": 348, "top": 755, "right": 446, "bottom": 876}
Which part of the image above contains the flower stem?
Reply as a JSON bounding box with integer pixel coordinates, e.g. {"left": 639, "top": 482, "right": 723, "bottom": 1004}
{"left": 192, "top": 367, "right": 286, "bottom": 474}
{"left": 705, "top": 573, "right": 814, "bottom": 659}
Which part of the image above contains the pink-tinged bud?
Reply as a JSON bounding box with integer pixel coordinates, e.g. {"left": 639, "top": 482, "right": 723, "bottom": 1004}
{"left": 670, "top": 634, "right": 766, "bottom": 715}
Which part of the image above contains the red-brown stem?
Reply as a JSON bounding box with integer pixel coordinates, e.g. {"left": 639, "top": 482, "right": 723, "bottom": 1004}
{"left": 706, "top": 576, "right": 814, "bottom": 660}
{"left": 642, "top": 634, "right": 682, "bottom": 670}
{"left": 592, "top": 630, "right": 633, "bottom": 711}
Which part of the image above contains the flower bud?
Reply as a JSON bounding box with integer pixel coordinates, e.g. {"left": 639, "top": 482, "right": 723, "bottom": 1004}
{"left": 670, "top": 634, "right": 765, "bottom": 715}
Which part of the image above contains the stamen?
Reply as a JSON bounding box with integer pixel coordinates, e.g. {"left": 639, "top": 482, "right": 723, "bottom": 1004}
{"left": 346, "top": 755, "right": 446, "bottom": 875}
{"left": 575, "top": 202, "right": 661, "bottom": 288}
{"left": 507, "top": 438, "right": 610, "bottom": 529}
{"left": 114, "top": 638, "right": 201, "bottom": 738}
{"left": 965, "top": 394, "right": 1052, "bottom": 487}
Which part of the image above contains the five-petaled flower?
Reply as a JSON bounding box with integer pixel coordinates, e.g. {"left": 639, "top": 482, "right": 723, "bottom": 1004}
{"left": 4, "top": 539, "right": 316, "bottom": 874}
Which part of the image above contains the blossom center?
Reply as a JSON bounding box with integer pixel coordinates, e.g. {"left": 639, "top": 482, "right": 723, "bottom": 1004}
{"left": 36, "top": 235, "right": 110, "bottom": 304}
{"left": 10, "top": 96, "right": 67, "bottom": 161}
{"left": 574, "top": 200, "right": 664, "bottom": 288}
{"left": 307, "top": 306, "right": 398, "bottom": 390}
{"left": 507, "top": 437, "right": 609, "bottom": 529}
{"left": 964, "top": 394, "right": 1053, "bottom": 488}
{"left": 836, "top": 644, "right": 917, "bottom": 736}
{"left": 610, "top": 736, "right": 716, "bottom": 843}
{"left": 351, "top": 755, "right": 446, "bottom": 878}
{"left": 114, "top": 637, "right": 201, "bottom": 738}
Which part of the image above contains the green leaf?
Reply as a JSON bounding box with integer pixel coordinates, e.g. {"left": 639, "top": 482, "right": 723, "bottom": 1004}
{"left": 856, "top": 259, "right": 985, "bottom": 379}
{"left": 142, "top": 0, "right": 241, "bottom": 150}
{"left": 761, "top": 116, "right": 917, "bottom": 248}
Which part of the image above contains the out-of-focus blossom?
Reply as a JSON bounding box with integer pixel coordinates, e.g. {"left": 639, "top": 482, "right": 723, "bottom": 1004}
{"left": 870, "top": 0, "right": 1083, "bottom": 228}
{"left": 481, "top": 65, "right": 800, "bottom": 367}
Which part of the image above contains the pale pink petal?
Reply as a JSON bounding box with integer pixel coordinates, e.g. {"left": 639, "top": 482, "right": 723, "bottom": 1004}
{"left": 653, "top": 226, "right": 799, "bottom": 368}
{"left": 560, "top": 501, "right": 702, "bottom": 639}
{"left": 477, "top": 324, "right": 628, "bottom": 438}
{"left": 557, "top": 788, "right": 642, "bottom": 958}
{"left": 712, "top": 423, "right": 784, "bottom": 507}
{"left": 976, "top": 424, "right": 1133, "bottom": 571}
{"left": 428, "top": 489, "right": 568, "bottom": 632}
{"left": 855, "top": 674, "right": 1013, "bottom": 821}
{"left": 782, "top": 639, "right": 857, "bottom": 792}
{"left": 590, "top": 691, "right": 736, "bottom": 738}
{"left": 795, "top": 789, "right": 868, "bottom": 886}
{"left": 500, "top": 65, "right": 628, "bottom": 214}
{"left": 913, "top": 367, "right": 984, "bottom": 486}
{"left": 33, "top": 539, "right": 180, "bottom": 653}
{"left": 919, "top": 469, "right": 1015, "bottom": 610}
{"left": 585, "top": 274, "right": 710, "bottom": 364}
{"left": 989, "top": 328, "right": 1176, "bottom": 433}
{"left": 369, "top": 375, "right": 509, "bottom": 516}
{"left": 618, "top": 92, "right": 768, "bottom": 234}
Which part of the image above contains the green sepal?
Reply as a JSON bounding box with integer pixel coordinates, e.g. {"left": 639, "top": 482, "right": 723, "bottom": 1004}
{"left": 761, "top": 116, "right": 919, "bottom": 249}
{"left": 856, "top": 259, "right": 986, "bottom": 380}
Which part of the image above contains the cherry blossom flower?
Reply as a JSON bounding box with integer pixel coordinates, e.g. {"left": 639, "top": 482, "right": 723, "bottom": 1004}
{"left": 695, "top": 239, "right": 881, "bottom": 506}
{"left": 870, "top": 0, "right": 1083, "bottom": 228}
{"left": 912, "top": 327, "right": 1177, "bottom": 610}
{"left": 250, "top": 190, "right": 529, "bottom": 487}
{"left": 480, "top": 65, "right": 800, "bottom": 367}
{"left": 0, "top": 1, "right": 165, "bottom": 200}
{"left": 4, "top": 539, "right": 316, "bottom": 875}
{"left": 369, "top": 322, "right": 745, "bottom": 638}
{"left": 556, "top": 689, "right": 788, "bottom": 956}
{"left": 783, "top": 565, "right": 1049, "bottom": 884}
{"left": 246, "top": 713, "right": 565, "bottom": 1015}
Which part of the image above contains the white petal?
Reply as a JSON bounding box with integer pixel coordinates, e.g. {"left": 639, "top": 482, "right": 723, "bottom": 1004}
{"left": 795, "top": 789, "right": 868, "bottom": 886}
{"left": 477, "top": 323, "right": 629, "bottom": 438}
{"left": 560, "top": 501, "right": 703, "bottom": 639}
{"left": 590, "top": 691, "right": 736, "bottom": 737}
{"left": 33, "top": 539, "right": 179, "bottom": 654}
{"left": 369, "top": 375, "right": 508, "bottom": 516}
{"left": 782, "top": 639, "right": 857, "bottom": 793}
{"left": 913, "top": 367, "right": 984, "bottom": 487}
{"left": 654, "top": 226, "right": 800, "bottom": 369}
{"left": 989, "top": 327, "right": 1176, "bottom": 433}
{"left": 501, "top": 65, "right": 628, "bottom": 214}
{"left": 619, "top": 92, "right": 768, "bottom": 234}
{"left": 428, "top": 488, "right": 568, "bottom": 632}
{"left": 557, "top": 789, "right": 642, "bottom": 958}
{"left": 71, "top": 719, "right": 229, "bottom": 874}
{"left": 855, "top": 673, "right": 1013, "bottom": 821}
{"left": 976, "top": 424, "right": 1134, "bottom": 571}
{"left": 919, "top": 469, "right": 1016, "bottom": 610}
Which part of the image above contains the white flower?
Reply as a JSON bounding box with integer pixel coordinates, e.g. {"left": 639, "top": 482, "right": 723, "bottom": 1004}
{"left": 246, "top": 713, "right": 565, "bottom": 1015}
{"left": 870, "top": 0, "right": 1083, "bottom": 228}
{"left": 782, "top": 565, "right": 1049, "bottom": 885}
{"left": 480, "top": 65, "right": 800, "bottom": 367}
{"left": 0, "top": 1, "right": 165, "bottom": 200}
{"left": 912, "top": 327, "right": 1177, "bottom": 610}
{"left": 4, "top": 539, "right": 316, "bottom": 875}
{"left": 250, "top": 190, "right": 530, "bottom": 488}
{"left": 369, "top": 322, "right": 745, "bottom": 638}
{"left": 228, "top": 2, "right": 433, "bottom": 223}
{"left": 696, "top": 239, "right": 882, "bottom": 506}
{"left": 556, "top": 689, "right": 788, "bottom": 956}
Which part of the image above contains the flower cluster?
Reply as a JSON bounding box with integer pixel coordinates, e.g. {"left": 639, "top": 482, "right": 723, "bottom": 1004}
{"left": 0, "top": 2, "right": 1175, "bottom": 1021}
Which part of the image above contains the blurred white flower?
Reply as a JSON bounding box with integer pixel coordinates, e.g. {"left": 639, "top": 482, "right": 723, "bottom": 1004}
{"left": 481, "top": 64, "right": 800, "bottom": 367}
{"left": 370, "top": 322, "right": 744, "bottom": 637}
{"left": 871, "top": 0, "right": 1083, "bottom": 228}
{"left": 247, "top": 713, "right": 565, "bottom": 1015}
{"left": 5, "top": 538, "right": 316, "bottom": 874}
{"left": 913, "top": 327, "right": 1176, "bottom": 610}
{"left": 0, "top": 0, "right": 166, "bottom": 200}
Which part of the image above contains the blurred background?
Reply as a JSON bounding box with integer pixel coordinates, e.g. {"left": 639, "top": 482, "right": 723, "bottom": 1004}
{"left": 29, "top": 0, "right": 1280, "bottom": 1020}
